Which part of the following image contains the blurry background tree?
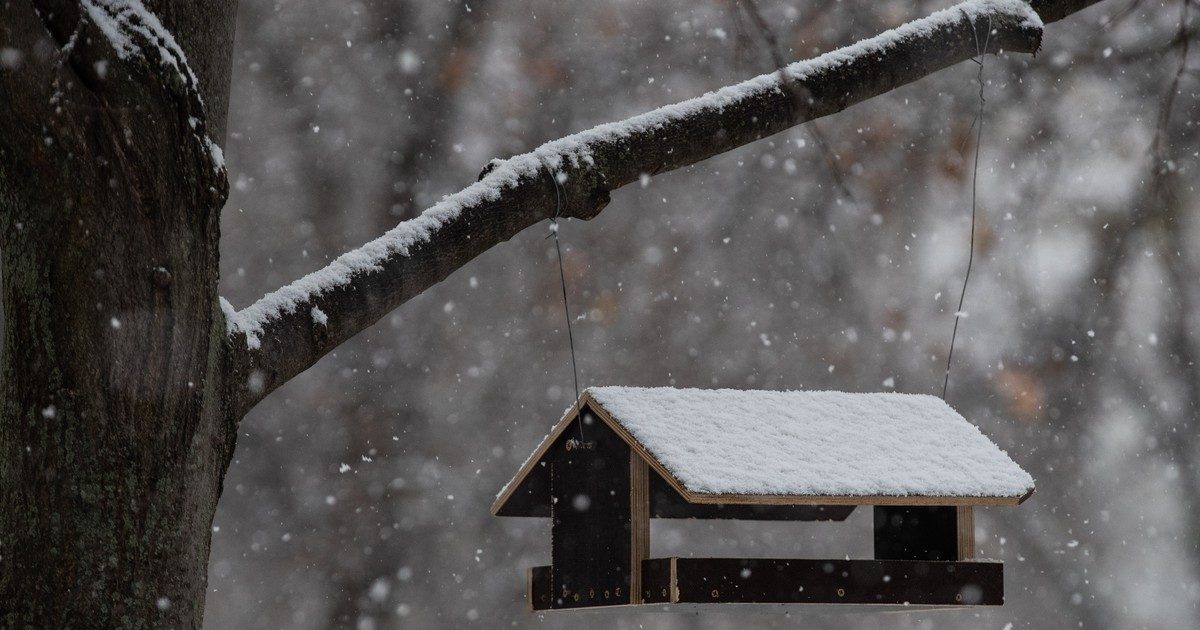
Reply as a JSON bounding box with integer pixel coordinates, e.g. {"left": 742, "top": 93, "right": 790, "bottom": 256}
{"left": 1, "top": 0, "right": 1192, "bottom": 627}
{"left": 211, "top": 0, "right": 1197, "bottom": 628}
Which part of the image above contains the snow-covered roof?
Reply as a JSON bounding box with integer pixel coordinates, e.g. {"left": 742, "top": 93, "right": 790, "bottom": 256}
{"left": 493, "top": 387, "right": 1034, "bottom": 514}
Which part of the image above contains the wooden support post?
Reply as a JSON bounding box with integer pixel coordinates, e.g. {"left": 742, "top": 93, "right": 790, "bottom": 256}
{"left": 956, "top": 506, "right": 975, "bottom": 560}
{"left": 629, "top": 452, "right": 650, "bottom": 604}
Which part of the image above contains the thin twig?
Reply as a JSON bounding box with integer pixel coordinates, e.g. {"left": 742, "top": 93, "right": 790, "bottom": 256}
{"left": 1153, "top": 0, "right": 1192, "bottom": 165}
{"left": 736, "top": 0, "right": 859, "bottom": 205}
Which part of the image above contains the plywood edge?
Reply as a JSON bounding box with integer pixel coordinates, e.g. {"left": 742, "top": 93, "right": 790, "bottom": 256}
{"left": 629, "top": 453, "right": 650, "bottom": 605}
{"left": 491, "top": 395, "right": 591, "bottom": 516}
{"left": 680, "top": 491, "right": 1028, "bottom": 507}
{"left": 669, "top": 557, "right": 679, "bottom": 604}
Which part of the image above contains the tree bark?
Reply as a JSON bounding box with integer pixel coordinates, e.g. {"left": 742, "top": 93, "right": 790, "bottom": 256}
{"left": 0, "top": 0, "right": 1106, "bottom": 628}
{"left": 0, "top": 1, "right": 236, "bottom": 627}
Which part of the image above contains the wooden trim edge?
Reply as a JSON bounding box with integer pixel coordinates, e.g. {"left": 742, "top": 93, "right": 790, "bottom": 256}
{"left": 669, "top": 557, "right": 678, "bottom": 604}
{"left": 681, "top": 491, "right": 1028, "bottom": 507}
{"left": 526, "top": 566, "right": 535, "bottom": 612}
{"left": 629, "top": 452, "right": 650, "bottom": 604}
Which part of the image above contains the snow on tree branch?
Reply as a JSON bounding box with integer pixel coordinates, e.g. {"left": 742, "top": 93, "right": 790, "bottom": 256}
{"left": 226, "top": 0, "right": 1098, "bottom": 411}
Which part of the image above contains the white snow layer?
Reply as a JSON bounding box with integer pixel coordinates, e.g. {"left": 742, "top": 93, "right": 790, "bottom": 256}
{"left": 225, "top": 0, "right": 1040, "bottom": 349}
{"left": 586, "top": 386, "right": 1035, "bottom": 498}
{"left": 82, "top": 0, "right": 198, "bottom": 90}
{"left": 82, "top": 0, "right": 226, "bottom": 174}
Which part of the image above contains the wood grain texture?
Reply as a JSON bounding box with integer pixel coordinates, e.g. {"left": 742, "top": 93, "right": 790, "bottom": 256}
{"left": 957, "top": 506, "right": 976, "bottom": 560}
{"left": 629, "top": 452, "right": 650, "bottom": 604}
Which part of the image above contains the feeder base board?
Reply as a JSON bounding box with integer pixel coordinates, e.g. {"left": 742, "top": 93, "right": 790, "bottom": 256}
{"left": 528, "top": 557, "right": 1003, "bottom": 611}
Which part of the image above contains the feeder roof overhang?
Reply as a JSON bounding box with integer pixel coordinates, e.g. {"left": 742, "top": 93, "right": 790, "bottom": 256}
{"left": 492, "top": 387, "right": 1035, "bottom": 516}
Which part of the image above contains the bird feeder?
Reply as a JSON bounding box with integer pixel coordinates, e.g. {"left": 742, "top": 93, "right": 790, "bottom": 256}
{"left": 492, "top": 387, "right": 1034, "bottom": 610}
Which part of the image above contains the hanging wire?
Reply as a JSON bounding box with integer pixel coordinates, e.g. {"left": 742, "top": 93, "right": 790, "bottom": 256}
{"left": 943, "top": 15, "right": 992, "bottom": 400}
{"left": 543, "top": 164, "right": 585, "bottom": 442}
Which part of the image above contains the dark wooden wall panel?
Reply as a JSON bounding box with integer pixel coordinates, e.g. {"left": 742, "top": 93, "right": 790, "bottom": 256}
{"left": 528, "top": 566, "right": 552, "bottom": 611}
{"left": 873, "top": 505, "right": 959, "bottom": 561}
{"left": 670, "top": 557, "right": 1003, "bottom": 606}
{"left": 549, "top": 406, "right": 634, "bottom": 608}
{"left": 640, "top": 558, "right": 675, "bottom": 604}
{"left": 533, "top": 558, "right": 1003, "bottom": 609}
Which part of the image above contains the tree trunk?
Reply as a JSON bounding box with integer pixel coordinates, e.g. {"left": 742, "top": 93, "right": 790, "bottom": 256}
{"left": 0, "top": 2, "right": 236, "bottom": 627}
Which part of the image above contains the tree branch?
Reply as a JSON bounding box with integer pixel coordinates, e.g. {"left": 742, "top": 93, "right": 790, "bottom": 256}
{"left": 227, "top": 0, "right": 1103, "bottom": 412}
